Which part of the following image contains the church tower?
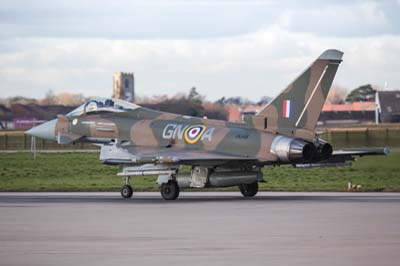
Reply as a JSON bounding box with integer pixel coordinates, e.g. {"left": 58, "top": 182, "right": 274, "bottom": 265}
{"left": 113, "top": 72, "right": 135, "bottom": 102}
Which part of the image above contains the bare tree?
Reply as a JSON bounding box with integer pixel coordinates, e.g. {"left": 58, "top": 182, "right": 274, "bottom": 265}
{"left": 326, "top": 85, "right": 347, "bottom": 104}
{"left": 41, "top": 90, "right": 56, "bottom": 105}
{"left": 54, "top": 92, "right": 86, "bottom": 106}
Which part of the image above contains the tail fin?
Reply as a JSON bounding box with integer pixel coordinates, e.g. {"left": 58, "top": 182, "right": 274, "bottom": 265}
{"left": 252, "top": 49, "right": 343, "bottom": 140}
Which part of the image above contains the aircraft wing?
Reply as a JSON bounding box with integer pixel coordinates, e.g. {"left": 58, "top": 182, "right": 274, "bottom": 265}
{"left": 295, "top": 147, "right": 389, "bottom": 168}
{"left": 331, "top": 147, "right": 390, "bottom": 157}
{"left": 134, "top": 150, "right": 258, "bottom": 166}
{"left": 101, "top": 144, "right": 258, "bottom": 166}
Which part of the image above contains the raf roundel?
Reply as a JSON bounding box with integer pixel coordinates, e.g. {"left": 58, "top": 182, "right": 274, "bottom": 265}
{"left": 184, "top": 125, "right": 207, "bottom": 144}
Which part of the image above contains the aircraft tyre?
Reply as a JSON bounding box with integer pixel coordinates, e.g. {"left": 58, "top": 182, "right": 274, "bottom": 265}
{"left": 161, "top": 180, "right": 180, "bottom": 200}
{"left": 121, "top": 185, "right": 133, "bottom": 198}
{"left": 239, "top": 182, "right": 258, "bottom": 197}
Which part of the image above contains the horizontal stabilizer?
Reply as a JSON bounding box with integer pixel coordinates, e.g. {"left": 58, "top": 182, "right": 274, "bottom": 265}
{"left": 55, "top": 115, "right": 83, "bottom": 144}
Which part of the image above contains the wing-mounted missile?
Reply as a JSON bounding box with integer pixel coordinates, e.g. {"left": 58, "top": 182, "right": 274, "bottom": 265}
{"left": 100, "top": 142, "right": 183, "bottom": 166}
{"left": 55, "top": 115, "right": 83, "bottom": 144}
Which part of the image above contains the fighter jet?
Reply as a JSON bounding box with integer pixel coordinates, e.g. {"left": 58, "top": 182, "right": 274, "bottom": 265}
{"left": 26, "top": 49, "right": 388, "bottom": 200}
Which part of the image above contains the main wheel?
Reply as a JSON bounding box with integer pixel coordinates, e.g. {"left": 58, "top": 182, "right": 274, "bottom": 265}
{"left": 239, "top": 182, "right": 258, "bottom": 197}
{"left": 160, "top": 180, "right": 180, "bottom": 200}
{"left": 121, "top": 185, "right": 133, "bottom": 198}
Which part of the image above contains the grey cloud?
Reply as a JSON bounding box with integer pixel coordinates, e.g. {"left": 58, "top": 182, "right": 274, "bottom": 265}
{"left": 1, "top": 0, "right": 400, "bottom": 101}
{"left": 0, "top": 1, "right": 279, "bottom": 39}
{"left": 280, "top": 1, "right": 399, "bottom": 37}
{"left": 1, "top": 28, "right": 400, "bottom": 101}
{"left": 1, "top": 0, "right": 398, "bottom": 40}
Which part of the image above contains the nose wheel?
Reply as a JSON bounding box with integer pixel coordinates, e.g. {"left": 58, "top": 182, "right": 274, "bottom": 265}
{"left": 121, "top": 185, "right": 133, "bottom": 198}
{"left": 121, "top": 176, "right": 133, "bottom": 199}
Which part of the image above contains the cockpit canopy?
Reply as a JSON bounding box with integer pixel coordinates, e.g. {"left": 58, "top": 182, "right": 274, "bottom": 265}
{"left": 67, "top": 98, "right": 140, "bottom": 117}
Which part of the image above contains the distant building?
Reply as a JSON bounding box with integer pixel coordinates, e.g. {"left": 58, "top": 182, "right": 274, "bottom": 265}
{"left": 376, "top": 90, "right": 400, "bottom": 123}
{"left": 225, "top": 105, "right": 241, "bottom": 122}
{"left": 0, "top": 104, "right": 12, "bottom": 129}
{"left": 225, "top": 104, "right": 262, "bottom": 122}
{"left": 318, "top": 102, "right": 376, "bottom": 125}
{"left": 225, "top": 98, "right": 400, "bottom": 126}
{"left": 113, "top": 72, "right": 135, "bottom": 102}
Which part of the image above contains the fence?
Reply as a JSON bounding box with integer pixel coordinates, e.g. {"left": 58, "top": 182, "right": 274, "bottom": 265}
{"left": 1, "top": 127, "right": 399, "bottom": 150}
{"left": 0, "top": 133, "right": 97, "bottom": 150}
{"left": 321, "top": 127, "right": 400, "bottom": 148}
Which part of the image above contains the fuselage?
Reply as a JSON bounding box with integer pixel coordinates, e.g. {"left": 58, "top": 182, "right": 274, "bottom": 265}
{"left": 66, "top": 108, "right": 279, "bottom": 163}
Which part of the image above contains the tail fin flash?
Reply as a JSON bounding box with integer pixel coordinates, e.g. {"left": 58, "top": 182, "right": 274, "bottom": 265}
{"left": 253, "top": 49, "right": 343, "bottom": 140}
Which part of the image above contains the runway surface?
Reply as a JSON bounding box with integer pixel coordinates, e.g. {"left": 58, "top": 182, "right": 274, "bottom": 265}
{"left": 0, "top": 192, "right": 399, "bottom": 266}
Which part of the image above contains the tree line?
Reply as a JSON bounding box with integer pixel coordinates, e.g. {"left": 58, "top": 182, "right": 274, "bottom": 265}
{"left": 0, "top": 84, "right": 381, "bottom": 120}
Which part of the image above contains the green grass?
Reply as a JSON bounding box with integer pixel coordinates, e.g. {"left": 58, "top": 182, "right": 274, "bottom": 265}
{"left": 0, "top": 149, "right": 400, "bottom": 192}
{"left": 262, "top": 151, "right": 400, "bottom": 191}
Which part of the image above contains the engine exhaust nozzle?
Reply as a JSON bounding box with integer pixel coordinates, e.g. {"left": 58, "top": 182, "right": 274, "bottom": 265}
{"left": 271, "top": 135, "right": 316, "bottom": 163}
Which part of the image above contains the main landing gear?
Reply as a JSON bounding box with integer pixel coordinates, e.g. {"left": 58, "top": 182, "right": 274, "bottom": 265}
{"left": 121, "top": 176, "right": 133, "bottom": 199}
{"left": 160, "top": 180, "right": 180, "bottom": 200}
{"left": 239, "top": 182, "right": 258, "bottom": 197}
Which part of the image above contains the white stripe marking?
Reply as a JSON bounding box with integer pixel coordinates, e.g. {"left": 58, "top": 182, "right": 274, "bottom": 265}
{"left": 295, "top": 65, "right": 329, "bottom": 127}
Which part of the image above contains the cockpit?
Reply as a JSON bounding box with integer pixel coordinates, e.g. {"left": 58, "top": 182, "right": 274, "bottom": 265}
{"left": 67, "top": 98, "right": 140, "bottom": 117}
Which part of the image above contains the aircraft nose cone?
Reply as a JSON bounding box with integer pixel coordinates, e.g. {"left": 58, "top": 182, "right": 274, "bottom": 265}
{"left": 25, "top": 119, "right": 57, "bottom": 141}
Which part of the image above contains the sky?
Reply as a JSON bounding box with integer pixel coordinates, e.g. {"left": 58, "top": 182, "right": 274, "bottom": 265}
{"left": 1, "top": 0, "right": 400, "bottom": 101}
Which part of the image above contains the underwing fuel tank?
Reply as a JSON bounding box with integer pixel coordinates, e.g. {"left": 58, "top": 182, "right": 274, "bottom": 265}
{"left": 208, "top": 171, "right": 262, "bottom": 187}
{"left": 176, "top": 168, "right": 263, "bottom": 188}
{"left": 270, "top": 135, "right": 316, "bottom": 163}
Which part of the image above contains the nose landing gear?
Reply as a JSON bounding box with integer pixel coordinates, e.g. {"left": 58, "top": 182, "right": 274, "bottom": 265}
{"left": 121, "top": 176, "right": 133, "bottom": 199}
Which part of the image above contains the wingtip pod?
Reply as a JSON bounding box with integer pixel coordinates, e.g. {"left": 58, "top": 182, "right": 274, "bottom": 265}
{"left": 366, "top": 147, "right": 391, "bottom": 156}
{"left": 383, "top": 147, "right": 390, "bottom": 156}
{"left": 318, "top": 49, "right": 344, "bottom": 61}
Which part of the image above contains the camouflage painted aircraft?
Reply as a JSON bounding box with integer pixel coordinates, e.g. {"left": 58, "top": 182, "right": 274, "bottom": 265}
{"left": 26, "top": 49, "right": 388, "bottom": 200}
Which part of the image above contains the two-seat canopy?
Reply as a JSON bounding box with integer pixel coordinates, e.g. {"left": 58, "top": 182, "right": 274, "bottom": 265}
{"left": 67, "top": 98, "right": 140, "bottom": 117}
